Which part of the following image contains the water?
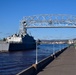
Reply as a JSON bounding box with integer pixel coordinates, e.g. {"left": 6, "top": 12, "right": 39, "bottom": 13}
{"left": 0, "top": 44, "right": 68, "bottom": 75}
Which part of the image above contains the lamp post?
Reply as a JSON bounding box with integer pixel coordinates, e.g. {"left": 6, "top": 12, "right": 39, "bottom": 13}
{"left": 35, "top": 40, "right": 38, "bottom": 64}
{"left": 53, "top": 43, "right": 55, "bottom": 55}
{"left": 59, "top": 43, "right": 61, "bottom": 51}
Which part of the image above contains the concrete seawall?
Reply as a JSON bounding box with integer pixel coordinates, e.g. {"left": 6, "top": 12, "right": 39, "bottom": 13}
{"left": 16, "top": 47, "right": 68, "bottom": 75}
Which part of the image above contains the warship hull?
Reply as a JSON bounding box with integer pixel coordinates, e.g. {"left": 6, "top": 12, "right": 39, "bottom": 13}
{"left": 0, "top": 42, "right": 36, "bottom": 52}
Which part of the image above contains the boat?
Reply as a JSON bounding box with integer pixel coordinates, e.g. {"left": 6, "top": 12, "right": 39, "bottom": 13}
{"left": 0, "top": 19, "right": 36, "bottom": 52}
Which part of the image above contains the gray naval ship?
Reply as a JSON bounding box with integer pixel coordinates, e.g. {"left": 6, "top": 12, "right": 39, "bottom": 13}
{"left": 0, "top": 20, "right": 36, "bottom": 52}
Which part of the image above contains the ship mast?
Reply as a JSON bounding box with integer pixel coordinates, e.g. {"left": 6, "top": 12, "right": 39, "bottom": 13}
{"left": 19, "top": 20, "right": 27, "bottom": 36}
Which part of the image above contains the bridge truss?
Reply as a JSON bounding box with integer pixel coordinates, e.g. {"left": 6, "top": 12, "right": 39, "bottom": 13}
{"left": 21, "top": 14, "right": 76, "bottom": 28}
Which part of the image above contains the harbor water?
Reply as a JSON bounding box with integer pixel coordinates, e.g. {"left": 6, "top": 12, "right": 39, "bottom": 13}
{"left": 0, "top": 44, "right": 68, "bottom": 75}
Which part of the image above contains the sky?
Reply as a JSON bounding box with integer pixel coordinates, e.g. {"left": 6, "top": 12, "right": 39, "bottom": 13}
{"left": 0, "top": 0, "right": 76, "bottom": 40}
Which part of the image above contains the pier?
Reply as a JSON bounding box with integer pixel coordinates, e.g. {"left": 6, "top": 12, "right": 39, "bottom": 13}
{"left": 17, "top": 45, "right": 76, "bottom": 75}
{"left": 37, "top": 45, "right": 76, "bottom": 75}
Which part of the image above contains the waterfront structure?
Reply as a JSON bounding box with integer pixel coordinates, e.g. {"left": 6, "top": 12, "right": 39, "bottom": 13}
{"left": 68, "top": 39, "right": 74, "bottom": 44}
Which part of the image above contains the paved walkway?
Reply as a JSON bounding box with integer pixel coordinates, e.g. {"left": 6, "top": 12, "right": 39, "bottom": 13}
{"left": 37, "top": 46, "right": 76, "bottom": 75}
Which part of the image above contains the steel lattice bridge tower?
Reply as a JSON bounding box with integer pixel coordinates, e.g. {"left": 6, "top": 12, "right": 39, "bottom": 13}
{"left": 20, "top": 14, "right": 76, "bottom": 29}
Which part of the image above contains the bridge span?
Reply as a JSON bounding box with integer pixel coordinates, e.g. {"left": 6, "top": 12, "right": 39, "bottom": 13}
{"left": 21, "top": 14, "right": 76, "bottom": 28}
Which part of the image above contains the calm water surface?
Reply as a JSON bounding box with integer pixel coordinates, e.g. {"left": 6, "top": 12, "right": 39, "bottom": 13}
{"left": 0, "top": 44, "right": 68, "bottom": 75}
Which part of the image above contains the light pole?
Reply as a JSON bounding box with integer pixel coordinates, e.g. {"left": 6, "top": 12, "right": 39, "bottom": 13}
{"left": 59, "top": 43, "right": 61, "bottom": 51}
{"left": 35, "top": 40, "right": 38, "bottom": 64}
{"left": 53, "top": 43, "right": 55, "bottom": 55}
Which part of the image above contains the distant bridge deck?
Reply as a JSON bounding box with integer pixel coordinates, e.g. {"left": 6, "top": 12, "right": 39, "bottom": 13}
{"left": 37, "top": 45, "right": 76, "bottom": 75}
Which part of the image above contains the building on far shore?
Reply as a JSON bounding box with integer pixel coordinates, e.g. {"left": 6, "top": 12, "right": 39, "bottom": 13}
{"left": 39, "top": 39, "right": 75, "bottom": 44}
